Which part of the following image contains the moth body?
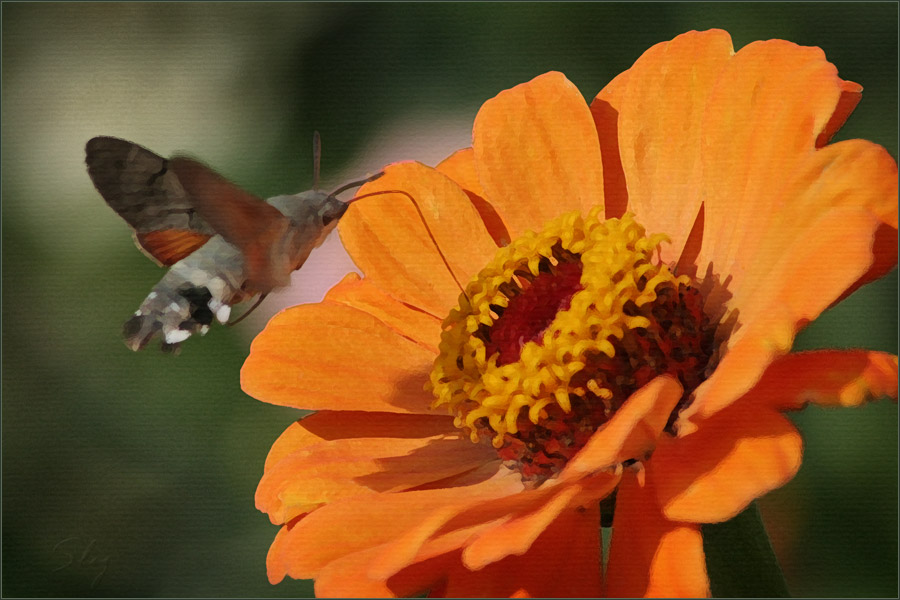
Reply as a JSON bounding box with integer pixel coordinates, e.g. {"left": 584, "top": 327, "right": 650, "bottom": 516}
{"left": 122, "top": 191, "right": 347, "bottom": 353}
{"left": 124, "top": 236, "right": 244, "bottom": 352}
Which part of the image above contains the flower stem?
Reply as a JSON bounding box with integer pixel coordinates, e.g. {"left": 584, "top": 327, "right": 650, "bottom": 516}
{"left": 701, "top": 501, "right": 791, "bottom": 598}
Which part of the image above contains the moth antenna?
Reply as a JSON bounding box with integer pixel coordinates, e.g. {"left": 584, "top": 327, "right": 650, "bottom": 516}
{"left": 226, "top": 293, "right": 269, "bottom": 327}
{"left": 328, "top": 171, "right": 385, "bottom": 197}
{"left": 312, "top": 131, "right": 322, "bottom": 190}
{"left": 345, "top": 189, "right": 469, "bottom": 298}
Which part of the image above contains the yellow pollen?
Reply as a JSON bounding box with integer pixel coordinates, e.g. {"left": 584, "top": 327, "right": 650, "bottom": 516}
{"left": 427, "top": 210, "right": 688, "bottom": 446}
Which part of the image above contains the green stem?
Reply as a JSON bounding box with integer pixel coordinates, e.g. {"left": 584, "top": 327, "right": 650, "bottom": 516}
{"left": 701, "top": 501, "right": 791, "bottom": 598}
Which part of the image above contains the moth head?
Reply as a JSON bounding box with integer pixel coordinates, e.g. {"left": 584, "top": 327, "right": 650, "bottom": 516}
{"left": 319, "top": 195, "right": 349, "bottom": 227}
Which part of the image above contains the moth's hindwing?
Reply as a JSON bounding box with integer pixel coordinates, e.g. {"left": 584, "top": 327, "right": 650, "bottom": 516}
{"left": 134, "top": 230, "right": 217, "bottom": 266}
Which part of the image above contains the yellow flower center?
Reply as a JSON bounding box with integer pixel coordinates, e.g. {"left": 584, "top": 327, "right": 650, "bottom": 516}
{"left": 428, "top": 209, "right": 714, "bottom": 484}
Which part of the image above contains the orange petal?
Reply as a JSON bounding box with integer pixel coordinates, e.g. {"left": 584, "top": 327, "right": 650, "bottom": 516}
{"left": 436, "top": 148, "right": 486, "bottom": 198}
{"left": 653, "top": 403, "right": 803, "bottom": 523}
{"left": 436, "top": 148, "right": 510, "bottom": 246}
{"left": 266, "top": 522, "right": 294, "bottom": 584}
{"left": 272, "top": 467, "right": 521, "bottom": 580}
{"left": 441, "top": 504, "right": 604, "bottom": 598}
{"left": 737, "top": 350, "right": 899, "bottom": 411}
{"left": 371, "top": 477, "right": 565, "bottom": 580}
{"left": 841, "top": 222, "right": 899, "bottom": 304}
{"left": 397, "top": 520, "right": 508, "bottom": 589}
{"left": 683, "top": 206, "right": 886, "bottom": 425}
{"left": 338, "top": 161, "right": 498, "bottom": 317}
{"left": 370, "top": 505, "right": 510, "bottom": 582}
{"left": 593, "top": 64, "right": 630, "bottom": 110}
{"left": 563, "top": 375, "right": 683, "bottom": 478}
{"left": 372, "top": 465, "right": 614, "bottom": 580}
{"left": 241, "top": 302, "right": 436, "bottom": 414}
{"left": 614, "top": 29, "right": 734, "bottom": 263}
{"left": 461, "top": 484, "right": 585, "bottom": 569}
{"left": 816, "top": 79, "right": 863, "bottom": 148}
{"left": 606, "top": 470, "right": 709, "bottom": 598}
{"left": 696, "top": 39, "right": 853, "bottom": 295}
{"left": 365, "top": 468, "right": 611, "bottom": 578}
{"left": 591, "top": 69, "right": 630, "bottom": 218}
{"left": 316, "top": 556, "right": 397, "bottom": 598}
{"left": 317, "top": 545, "right": 483, "bottom": 598}
{"left": 315, "top": 543, "right": 412, "bottom": 597}
{"left": 380, "top": 507, "right": 602, "bottom": 598}
{"left": 316, "top": 491, "right": 605, "bottom": 597}
{"left": 473, "top": 71, "right": 605, "bottom": 239}
{"left": 264, "top": 411, "right": 457, "bottom": 473}
{"left": 324, "top": 272, "right": 442, "bottom": 351}
{"left": 257, "top": 434, "right": 495, "bottom": 524}
{"left": 728, "top": 139, "right": 898, "bottom": 322}
{"left": 317, "top": 501, "right": 603, "bottom": 599}
{"left": 410, "top": 458, "right": 509, "bottom": 492}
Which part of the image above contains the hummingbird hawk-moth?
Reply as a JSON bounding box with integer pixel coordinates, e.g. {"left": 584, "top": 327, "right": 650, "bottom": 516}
{"left": 85, "top": 134, "right": 377, "bottom": 353}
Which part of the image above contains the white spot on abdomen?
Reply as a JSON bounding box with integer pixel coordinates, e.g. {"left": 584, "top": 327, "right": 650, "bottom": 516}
{"left": 164, "top": 329, "right": 191, "bottom": 344}
{"left": 215, "top": 305, "right": 231, "bottom": 324}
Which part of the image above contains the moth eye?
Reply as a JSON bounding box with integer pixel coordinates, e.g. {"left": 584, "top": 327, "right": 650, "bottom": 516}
{"left": 322, "top": 214, "right": 336, "bottom": 226}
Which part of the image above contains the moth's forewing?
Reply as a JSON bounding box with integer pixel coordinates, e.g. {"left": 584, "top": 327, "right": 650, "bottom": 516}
{"left": 85, "top": 137, "right": 214, "bottom": 265}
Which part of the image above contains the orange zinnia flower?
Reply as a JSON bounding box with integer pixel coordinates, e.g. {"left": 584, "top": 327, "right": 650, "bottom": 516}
{"left": 242, "top": 29, "right": 898, "bottom": 597}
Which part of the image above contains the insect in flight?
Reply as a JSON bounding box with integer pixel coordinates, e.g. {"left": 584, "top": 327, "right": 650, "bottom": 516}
{"left": 85, "top": 133, "right": 381, "bottom": 353}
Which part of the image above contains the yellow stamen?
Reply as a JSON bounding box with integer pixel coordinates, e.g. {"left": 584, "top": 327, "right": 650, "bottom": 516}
{"left": 428, "top": 212, "right": 689, "bottom": 446}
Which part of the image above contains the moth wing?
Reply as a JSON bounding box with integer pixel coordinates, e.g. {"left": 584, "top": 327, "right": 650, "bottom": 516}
{"left": 168, "top": 157, "right": 296, "bottom": 293}
{"left": 85, "top": 136, "right": 215, "bottom": 265}
{"left": 133, "top": 230, "right": 215, "bottom": 266}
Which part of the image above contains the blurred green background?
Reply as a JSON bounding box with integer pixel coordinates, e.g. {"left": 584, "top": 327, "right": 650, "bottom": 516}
{"left": 2, "top": 3, "right": 897, "bottom": 597}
